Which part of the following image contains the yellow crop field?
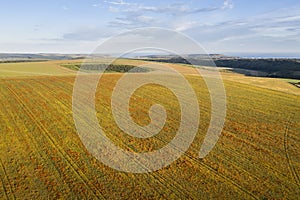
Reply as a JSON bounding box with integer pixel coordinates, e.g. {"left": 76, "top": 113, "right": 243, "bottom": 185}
{"left": 0, "top": 61, "right": 77, "bottom": 77}
{"left": 0, "top": 60, "right": 300, "bottom": 199}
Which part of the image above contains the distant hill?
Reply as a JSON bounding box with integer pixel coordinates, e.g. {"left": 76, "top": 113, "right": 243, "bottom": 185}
{"left": 0, "top": 53, "right": 110, "bottom": 62}
{"left": 138, "top": 54, "right": 300, "bottom": 80}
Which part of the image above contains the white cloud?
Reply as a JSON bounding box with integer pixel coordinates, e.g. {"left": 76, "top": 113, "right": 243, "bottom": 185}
{"left": 62, "top": 6, "right": 69, "bottom": 10}
{"left": 108, "top": 1, "right": 233, "bottom": 15}
{"left": 109, "top": 6, "right": 119, "bottom": 12}
{"left": 251, "top": 26, "right": 298, "bottom": 38}
{"left": 92, "top": 3, "right": 101, "bottom": 7}
{"left": 222, "top": 0, "right": 234, "bottom": 10}
{"left": 104, "top": 0, "right": 135, "bottom": 6}
{"left": 109, "top": 14, "right": 155, "bottom": 28}
{"left": 105, "top": 0, "right": 234, "bottom": 28}
{"left": 175, "top": 21, "right": 198, "bottom": 32}
{"left": 34, "top": 1, "right": 300, "bottom": 54}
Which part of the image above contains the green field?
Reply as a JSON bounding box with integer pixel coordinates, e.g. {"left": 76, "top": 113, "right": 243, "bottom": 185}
{"left": 0, "top": 60, "right": 300, "bottom": 199}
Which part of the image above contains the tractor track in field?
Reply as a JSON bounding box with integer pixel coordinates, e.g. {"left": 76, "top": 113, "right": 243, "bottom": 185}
{"left": 0, "top": 87, "right": 78, "bottom": 198}
{"left": 111, "top": 88, "right": 259, "bottom": 199}
{"left": 128, "top": 80, "right": 300, "bottom": 192}
{"left": 284, "top": 113, "right": 300, "bottom": 186}
{"left": 18, "top": 78, "right": 169, "bottom": 199}
{"left": 6, "top": 76, "right": 258, "bottom": 199}
{"left": 115, "top": 106, "right": 259, "bottom": 198}
{"left": 114, "top": 128, "right": 259, "bottom": 199}
{"left": 6, "top": 86, "right": 105, "bottom": 200}
{"left": 30, "top": 77, "right": 188, "bottom": 199}
{"left": 221, "top": 131, "right": 300, "bottom": 190}
{"left": 51, "top": 76, "right": 258, "bottom": 198}
{"left": 0, "top": 159, "right": 9, "bottom": 200}
{"left": 24, "top": 79, "right": 189, "bottom": 199}
{"left": 0, "top": 159, "right": 15, "bottom": 200}
{"left": 101, "top": 78, "right": 298, "bottom": 198}
{"left": 102, "top": 112, "right": 258, "bottom": 199}
{"left": 12, "top": 114, "right": 74, "bottom": 196}
{"left": 100, "top": 133, "right": 198, "bottom": 199}
{"left": 1, "top": 90, "right": 64, "bottom": 179}
{"left": 21, "top": 79, "right": 172, "bottom": 199}
{"left": 69, "top": 75, "right": 258, "bottom": 199}
{"left": 0, "top": 109, "right": 10, "bottom": 200}
{"left": 114, "top": 106, "right": 263, "bottom": 187}
{"left": 153, "top": 135, "right": 259, "bottom": 199}
{"left": 223, "top": 130, "right": 300, "bottom": 180}
{"left": 29, "top": 81, "right": 192, "bottom": 199}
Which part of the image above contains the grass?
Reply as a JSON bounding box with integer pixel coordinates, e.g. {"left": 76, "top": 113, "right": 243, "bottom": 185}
{"left": 0, "top": 59, "right": 299, "bottom": 199}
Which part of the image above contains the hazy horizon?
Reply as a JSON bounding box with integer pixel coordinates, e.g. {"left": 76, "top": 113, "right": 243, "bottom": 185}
{"left": 1, "top": 52, "right": 300, "bottom": 59}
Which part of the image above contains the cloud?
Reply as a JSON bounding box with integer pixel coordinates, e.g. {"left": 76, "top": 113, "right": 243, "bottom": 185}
{"left": 44, "top": 28, "right": 116, "bottom": 42}
{"left": 222, "top": 0, "right": 234, "bottom": 10}
{"left": 179, "top": 6, "right": 300, "bottom": 53}
{"left": 250, "top": 26, "right": 299, "bottom": 38}
{"left": 62, "top": 6, "right": 69, "bottom": 10}
{"left": 275, "top": 15, "right": 300, "bottom": 23}
{"left": 182, "top": 6, "right": 300, "bottom": 38}
{"left": 65, "top": 30, "right": 113, "bottom": 41}
{"left": 174, "top": 21, "right": 198, "bottom": 32}
{"left": 106, "top": 0, "right": 233, "bottom": 15}
{"left": 90, "top": 28, "right": 209, "bottom": 55}
{"left": 40, "top": 1, "right": 300, "bottom": 54}
{"left": 104, "top": 0, "right": 135, "bottom": 6}
{"left": 105, "top": 0, "right": 234, "bottom": 28}
{"left": 92, "top": 3, "right": 102, "bottom": 7}
{"left": 109, "top": 14, "right": 155, "bottom": 28}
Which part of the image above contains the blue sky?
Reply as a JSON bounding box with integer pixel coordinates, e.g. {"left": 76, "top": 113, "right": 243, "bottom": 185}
{"left": 1, "top": 0, "right": 300, "bottom": 55}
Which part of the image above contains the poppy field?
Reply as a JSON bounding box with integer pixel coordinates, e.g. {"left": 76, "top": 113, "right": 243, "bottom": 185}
{"left": 0, "top": 60, "right": 299, "bottom": 199}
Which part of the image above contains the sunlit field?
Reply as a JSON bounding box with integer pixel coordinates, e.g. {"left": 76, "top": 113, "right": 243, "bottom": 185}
{"left": 0, "top": 60, "right": 299, "bottom": 199}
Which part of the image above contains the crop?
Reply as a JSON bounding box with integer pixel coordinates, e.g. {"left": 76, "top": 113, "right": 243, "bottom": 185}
{"left": 0, "top": 61, "right": 299, "bottom": 199}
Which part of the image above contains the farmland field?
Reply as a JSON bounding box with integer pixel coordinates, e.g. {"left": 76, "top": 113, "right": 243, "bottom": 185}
{"left": 0, "top": 60, "right": 78, "bottom": 77}
{"left": 0, "top": 60, "right": 300, "bottom": 199}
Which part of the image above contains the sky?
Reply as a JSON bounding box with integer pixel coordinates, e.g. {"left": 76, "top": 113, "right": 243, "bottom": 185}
{"left": 1, "top": 0, "right": 300, "bottom": 56}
